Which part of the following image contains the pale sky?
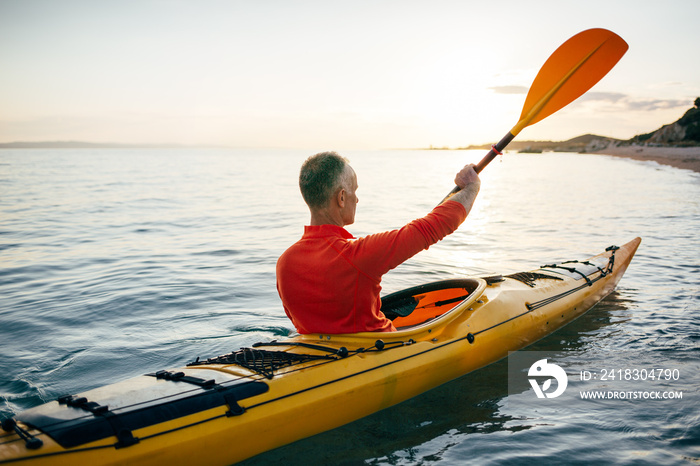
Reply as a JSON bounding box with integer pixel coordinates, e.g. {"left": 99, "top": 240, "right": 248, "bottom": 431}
{"left": 1, "top": 0, "right": 699, "bottom": 149}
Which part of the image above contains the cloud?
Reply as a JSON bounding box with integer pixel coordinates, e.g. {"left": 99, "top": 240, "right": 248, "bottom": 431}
{"left": 577, "top": 92, "right": 627, "bottom": 103}
{"left": 575, "top": 92, "right": 691, "bottom": 112}
{"left": 487, "top": 86, "right": 692, "bottom": 114}
{"left": 650, "top": 81, "right": 685, "bottom": 88}
{"left": 488, "top": 85, "right": 528, "bottom": 95}
{"left": 623, "top": 99, "right": 690, "bottom": 111}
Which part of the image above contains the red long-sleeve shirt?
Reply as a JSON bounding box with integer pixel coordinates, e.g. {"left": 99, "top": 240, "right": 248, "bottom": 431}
{"left": 276, "top": 200, "right": 467, "bottom": 334}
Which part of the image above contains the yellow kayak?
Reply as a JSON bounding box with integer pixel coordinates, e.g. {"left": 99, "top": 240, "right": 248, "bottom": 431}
{"left": 0, "top": 237, "right": 640, "bottom": 465}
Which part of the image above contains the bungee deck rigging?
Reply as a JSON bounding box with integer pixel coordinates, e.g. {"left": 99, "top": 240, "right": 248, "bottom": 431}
{"left": 187, "top": 340, "right": 417, "bottom": 379}
{"left": 188, "top": 348, "right": 336, "bottom": 380}
{"left": 527, "top": 245, "right": 619, "bottom": 311}
{"left": 506, "top": 271, "right": 563, "bottom": 287}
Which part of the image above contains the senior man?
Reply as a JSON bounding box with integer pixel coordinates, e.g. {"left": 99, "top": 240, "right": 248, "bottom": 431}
{"left": 277, "top": 151, "right": 480, "bottom": 334}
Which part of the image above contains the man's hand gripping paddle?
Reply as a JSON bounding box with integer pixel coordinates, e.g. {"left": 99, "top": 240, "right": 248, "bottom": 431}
{"left": 443, "top": 28, "right": 628, "bottom": 201}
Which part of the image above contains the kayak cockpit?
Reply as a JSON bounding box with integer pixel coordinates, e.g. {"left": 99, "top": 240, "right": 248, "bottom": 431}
{"left": 381, "top": 278, "right": 485, "bottom": 330}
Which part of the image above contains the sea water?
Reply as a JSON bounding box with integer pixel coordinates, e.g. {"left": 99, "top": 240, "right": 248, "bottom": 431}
{"left": 1, "top": 148, "right": 698, "bottom": 465}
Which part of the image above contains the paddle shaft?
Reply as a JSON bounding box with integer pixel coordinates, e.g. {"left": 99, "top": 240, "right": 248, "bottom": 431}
{"left": 475, "top": 132, "right": 516, "bottom": 173}
{"left": 440, "top": 131, "right": 515, "bottom": 202}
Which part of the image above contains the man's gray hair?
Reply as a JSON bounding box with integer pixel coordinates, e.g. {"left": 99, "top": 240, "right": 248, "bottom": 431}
{"left": 299, "top": 151, "right": 349, "bottom": 209}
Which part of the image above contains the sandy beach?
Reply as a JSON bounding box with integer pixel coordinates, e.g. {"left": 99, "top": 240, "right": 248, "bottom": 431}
{"left": 592, "top": 145, "right": 700, "bottom": 173}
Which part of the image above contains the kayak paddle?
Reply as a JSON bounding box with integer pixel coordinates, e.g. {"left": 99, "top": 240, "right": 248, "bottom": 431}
{"left": 444, "top": 28, "right": 628, "bottom": 200}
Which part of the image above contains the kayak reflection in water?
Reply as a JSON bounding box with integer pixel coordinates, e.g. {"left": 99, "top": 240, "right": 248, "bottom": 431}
{"left": 276, "top": 151, "right": 481, "bottom": 334}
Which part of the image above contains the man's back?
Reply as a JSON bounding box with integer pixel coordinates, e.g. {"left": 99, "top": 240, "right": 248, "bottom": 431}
{"left": 277, "top": 201, "right": 467, "bottom": 334}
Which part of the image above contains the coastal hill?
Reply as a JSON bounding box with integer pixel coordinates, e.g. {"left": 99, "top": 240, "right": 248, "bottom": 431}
{"left": 461, "top": 97, "right": 700, "bottom": 153}
{"left": 629, "top": 97, "right": 700, "bottom": 145}
{"left": 460, "top": 134, "right": 624, "bottom": 153}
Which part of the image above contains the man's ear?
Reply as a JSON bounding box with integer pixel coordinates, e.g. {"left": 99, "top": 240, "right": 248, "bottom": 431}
{"left": 336, "top": 188, "right": 346, "bottom": 208}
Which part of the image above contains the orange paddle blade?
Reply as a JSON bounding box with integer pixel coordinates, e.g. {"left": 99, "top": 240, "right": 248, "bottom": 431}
{"left": 512, "top": 28, "right": 628, "bottom": 136}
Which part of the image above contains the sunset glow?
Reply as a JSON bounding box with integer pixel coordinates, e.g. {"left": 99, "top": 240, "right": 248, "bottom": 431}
{"left": 1, "top": 0, "right": 698, "bottom": 149}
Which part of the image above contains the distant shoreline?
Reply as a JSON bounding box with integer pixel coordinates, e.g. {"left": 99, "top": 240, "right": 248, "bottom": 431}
{"left": 3, "top": 141, "right": 699, "bottom": 174}
{"left": 0, "top": 141, "right": 225, "bottom": 149}
{"left": 590, "top": 145, "right": 700, "bottom": 173}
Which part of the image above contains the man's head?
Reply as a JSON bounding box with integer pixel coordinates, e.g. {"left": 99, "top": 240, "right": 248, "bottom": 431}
{"left": 299, "top": 151, "right": 358, "bottom": 226}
